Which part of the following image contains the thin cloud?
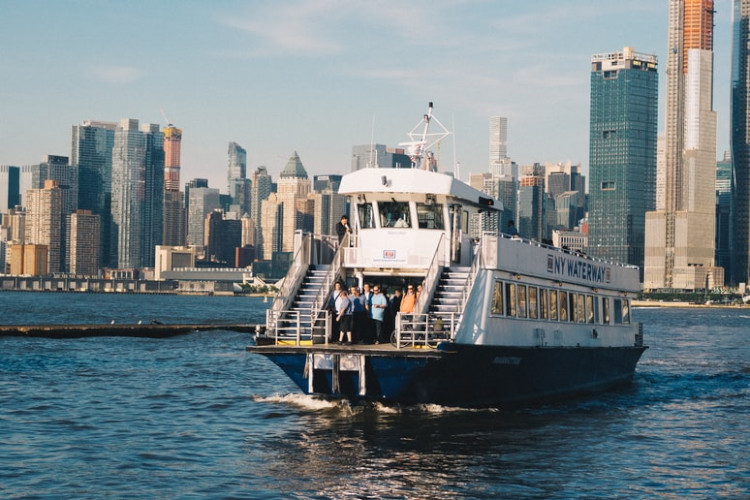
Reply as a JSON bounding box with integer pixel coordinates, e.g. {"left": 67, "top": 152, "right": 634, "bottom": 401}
{"left": 90, "top": 65, "right": 144, "bottom": 84}
{"left": 219, "top": 1, "right": 342, "bottom": 54}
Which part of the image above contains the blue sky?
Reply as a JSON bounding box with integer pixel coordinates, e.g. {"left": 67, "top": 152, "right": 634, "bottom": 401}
{"left": 0, "top": 0, "right": 733, "bottom": 192}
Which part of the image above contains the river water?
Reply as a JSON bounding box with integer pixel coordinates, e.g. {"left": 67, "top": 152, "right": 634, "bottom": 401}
{"left": 0, "top": 292, "right": 747, "bottom": 498}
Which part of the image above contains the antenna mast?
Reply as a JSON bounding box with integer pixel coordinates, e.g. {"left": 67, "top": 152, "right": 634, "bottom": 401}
{"left": 398, "top": 101, "right": 451, "bottom": 171}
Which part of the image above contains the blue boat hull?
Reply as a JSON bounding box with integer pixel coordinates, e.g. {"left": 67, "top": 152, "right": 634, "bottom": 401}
{"left": 253, "top": 343, "right": 648, "bottom": 408}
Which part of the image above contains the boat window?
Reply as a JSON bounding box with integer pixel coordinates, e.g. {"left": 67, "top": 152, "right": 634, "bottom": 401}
{"left": 586, "top": 295, "right": 595, "bottom": 323}
{"left": 357, "top": 203, "right": 375, "bottom": 229}
{"left": 603, "top": 297, "right": 610, "bottom": 324}
{"left": 517, "top": 285, "right": 527, "bottom": 318}
{"left": 491, "top": 280, "right": 503, "bottom": 315}
{"left": 622, "top": 299, "right": 630, "bottom": 324}
{"left": 462, "top": 210, "right": 469, "bottom": 232}
{"left": 576, "top": 293, "right": 586, "bottom": 323}
{"left": 416, "top": 202, "right": 444, "bottom": 229}
{"left": 540, "top": 288, "right": 549, "bottom": 320}
{"left": 559, "top": 291, "right": 569, "bottom": 321}
{"left": 570, "top": 293, "right": 578, "bottom": 322}
{"left": 505, "top": 283, "right": 516, "bottom": 317}
{"left": 528, "top": 287, "right": 538, "bottom": 319}
{"left": 549, "top": 289, "right": 558, "bottom": 321}
{"left": 594, "top": 296, "right": 600, "bottom": 324}
{"left": 613, "top": 298, "right": 623, "bottom": 324}
{"left": 379, "top": 201, "right": 411, "bottom": 228}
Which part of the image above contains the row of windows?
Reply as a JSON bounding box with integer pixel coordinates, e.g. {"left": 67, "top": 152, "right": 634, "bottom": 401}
{"left": 357, "top": 201, "right": 450, "bottom": 230}
{"left": 490, "top": 280, "right": 631, "bottom": 326}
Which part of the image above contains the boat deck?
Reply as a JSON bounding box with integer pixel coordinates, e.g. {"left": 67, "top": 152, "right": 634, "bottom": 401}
{"left": 247, "top": 341, "right": 446, "bottom": 358}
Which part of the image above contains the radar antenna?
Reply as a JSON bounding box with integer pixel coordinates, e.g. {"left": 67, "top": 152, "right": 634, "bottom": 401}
{"left": 398, "top": 101, "right": 451, "bottom": 171}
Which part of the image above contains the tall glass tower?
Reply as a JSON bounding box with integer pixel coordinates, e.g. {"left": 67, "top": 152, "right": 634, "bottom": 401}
{"left": 588, "top": 47, "right": 658, "bottom": 272}
{"left": 731, "top": 0, "right": 750, "bottom": 285}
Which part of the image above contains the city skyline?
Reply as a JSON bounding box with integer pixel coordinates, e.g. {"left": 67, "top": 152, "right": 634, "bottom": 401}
{"left": 0, "top": 1, "right": 734, "bottom": 192}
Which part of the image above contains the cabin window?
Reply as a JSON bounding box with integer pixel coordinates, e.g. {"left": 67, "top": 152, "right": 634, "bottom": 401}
{"left": 462, "top": 210, "right": 469, "bottom": 233}
{"left": 570, "top": 293, "right": 578, "bottom": 322}
{"left": 528, "top": 287, "right": 538, "bottom": 319}
{"left": 539, "top": 288, "right": 548, "bottom": 320}
{"left": 517, "top": 285, "right": 527, "bottom": 318}
{"left": 559, "top": 291, "right": 569, "bottom": 321}
{"left": 613, "top": 298, "right": 623, "bottom": 324}
{"left": 357, "top": 203, "right": 375, "bottom": 229}
{"left": 379, "top": 201, "right": 411, "bottom": 228}
{"left": 602, "top": 297, "right": 610, "bottom": 324}
{"left": 622, "top": 299, "right": 631, "bottom": 324}
{"left": 416, "top": 202, "right": 444, "bottom": 229}
{"left": 549, "top": 289, "right": 558, "bottom": 321}
{"left": 505, "top": 283, "right": 516, "bottom": 317}
{"left": 576, "top": 293, "right": 586, "bottom": 323}
{"left": 586, "top": 295, "right": 595, "bottom": 323}
{"left": 491, "top": 280, "right": 503, "bottom": 315}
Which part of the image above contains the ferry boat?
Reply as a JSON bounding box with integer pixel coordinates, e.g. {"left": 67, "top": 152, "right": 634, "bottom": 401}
{"left": 248, "top": 104, "right": 647, "bottom": 408}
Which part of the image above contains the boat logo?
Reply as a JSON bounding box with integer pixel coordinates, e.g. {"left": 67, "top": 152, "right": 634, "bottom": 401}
{"left": 382, "top": 250, "right": 396, "bottom": 259}
{"left": 547, "top": 254, "right": 610, "bottom": 284}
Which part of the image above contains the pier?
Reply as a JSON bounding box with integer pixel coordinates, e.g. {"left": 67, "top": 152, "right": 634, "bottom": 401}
{"left": 0, "top": 323, "right": 261, "bottom": 339}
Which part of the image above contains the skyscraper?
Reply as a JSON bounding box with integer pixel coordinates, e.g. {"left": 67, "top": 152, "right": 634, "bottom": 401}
{"left": 588, "top": 47, "right": 658, "bottom": 271}
{"left": 227, "top": 142, "right": 250, "bottom": 215}
{"left": 644, "top": 0, "right": 721, "bottom": 290}
{"left": 277, "top": 152, "right": 311, "bottom": 253}
{"left": 250, "top": 166, "right": 273, "bottom": 258}
{"left": 67, "top": 209, "right": 100, "bottom": 275}
{"left": 162, "top": 126, "right": 185, "bottom": 246}
{"left": 489, "top": 116, "right": 508, "bottom": 175}
{"left": 111, "top": 119, "right": 164, "bottom": 269}
{"left": 25, "top": 180, "right": 62, "bottom": 273}
{"left": 0, "top": 165, "right": 20, "bottom": 211}
{"left": 71, "top": 120, "right": 116, "bottom": 267}
{"left": 518, "top": 165, "right": 545, "bottom": 241}
{"left": 731, "top": 0, "right": 750, "bottom": 285}
{"left": 186, "top": 186, "right": 220, "bottom": 247}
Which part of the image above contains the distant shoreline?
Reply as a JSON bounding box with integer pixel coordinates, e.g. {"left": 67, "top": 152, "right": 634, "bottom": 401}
{"left": 632, "top": 300, "right": 747, "bottom": 309}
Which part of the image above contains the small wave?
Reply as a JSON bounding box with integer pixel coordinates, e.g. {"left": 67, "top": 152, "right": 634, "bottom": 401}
{"left": 253, "top": 392, "right": 350, "bottom": 411}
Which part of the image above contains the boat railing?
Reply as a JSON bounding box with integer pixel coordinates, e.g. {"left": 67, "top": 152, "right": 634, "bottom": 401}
{"left": 393, "top": 311, "right": 458, "bottom": 349}
{"left": 415, "top": 233, "right": 447, "bottom": 314}
{"left": 458, "top": 234, "right": 486, "bottom": 311}
{"left": 267, "top": 232, "right": 312, "bottom": 333}
{"left": 266, "top": 308, "right": 330, "bottom": 346}
{"left": 310, "top": 232, "right": 350, "bottom": 330}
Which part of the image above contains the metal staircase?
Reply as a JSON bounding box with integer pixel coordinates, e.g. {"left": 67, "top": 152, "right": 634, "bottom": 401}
{"left": 274, "top": 265, "right": 330, "bottom": 342}
{"left": 428, "top": 266, "right": 470, "bottom": 316}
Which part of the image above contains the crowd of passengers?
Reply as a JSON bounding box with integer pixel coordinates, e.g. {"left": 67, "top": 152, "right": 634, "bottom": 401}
{"left": 327, "top": 281, "right": 422, "bottom": 345}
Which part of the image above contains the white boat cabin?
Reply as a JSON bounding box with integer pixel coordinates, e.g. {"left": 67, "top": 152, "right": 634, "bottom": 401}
{"left": 338, "top": 168, "right": 500, "bottom": 272}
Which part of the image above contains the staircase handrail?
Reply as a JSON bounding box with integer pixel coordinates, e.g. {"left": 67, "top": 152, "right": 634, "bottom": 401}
{"left": 268, "top": 233, "right": 312, "bottom": 332}
{"left": 458, "top": 235, "right": 484, "bottom": 312}
{"left": 415, "top": 233, "right": 447, "bottom": 314}
{"left": 310, "top": 232, "right": 349, "bottom": 326}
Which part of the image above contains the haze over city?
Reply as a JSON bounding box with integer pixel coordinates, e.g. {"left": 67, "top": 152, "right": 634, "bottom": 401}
{"left": 0, "top": 1, "right": 734, "bottom": 190}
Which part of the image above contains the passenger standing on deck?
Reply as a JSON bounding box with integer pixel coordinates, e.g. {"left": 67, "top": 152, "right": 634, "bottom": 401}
{"left": 350, "top": 286, "right": 367, "bottom": 343}
{"left": 370, "top": 285, "right": 388, "bottom": 344}
{"left": 336, "top": 289, "right": 353, "bottom": 344}
{"left": 386, "top": 288, "right": 402, "bottom": 339}
{"left": 506, "top": 219, "right": 520, "bottom": 239}
{"left": 362, "top": 283, "right": 374, "bottom": 343}
{"left": 336, "top": 215, "right": 350, "bottom": 244}
{"left": 328, "top": 281, "right": 342, "bottom": 340}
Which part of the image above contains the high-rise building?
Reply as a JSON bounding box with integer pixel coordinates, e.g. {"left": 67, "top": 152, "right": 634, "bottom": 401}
{"left": 67, "top": 209, "right": 100, "bottom": 275}
{"left": 250, "top": 166, "right": 273, "bottom": 256}
{"left": 227, "top": 142, "right": 250, "bottom": 216}
{"left": 716, "top": 152, "right": 732, "bottom": 275}
{"left": 645, "top": 0, "right": 721, "bottom": 290}
{"left": 260, "top": 192, "right": 283, "bottom": 260}
{"left": 204, "top": 209, "right": 242, "bottom": 265}
{"left": 277, "top": 152, "right": 311, "bottom": 252}
{"left": 731, "top": 0, "right": 750, "bottom": 285}
{"left": 351, "top": 144, "right": 412, "bottom": 171}
{"left": 489, "top": 116, "right": 508, "bottom": 174}
{"left": 518, "top": 165, "right": 545, "bottom": 241}
{"left": 162, "top": 126, "right": 185, "bottom": 247}
{"left": 0, "top": 165, "right": 20, "bottom": 212}
{"left": 186, "top": 186, "right": 220, "bottom": 248}
{"left": 111, "top": 119, "right": 164, "bottom": 269}
{"left": 71, "top": 120, "right": 116, "bottom": 267}
{"left": 25, "top": 180, "right": 62, "bottom": 273}
{"left": 588, "top": 47, "right": 658, "bottom": 271}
